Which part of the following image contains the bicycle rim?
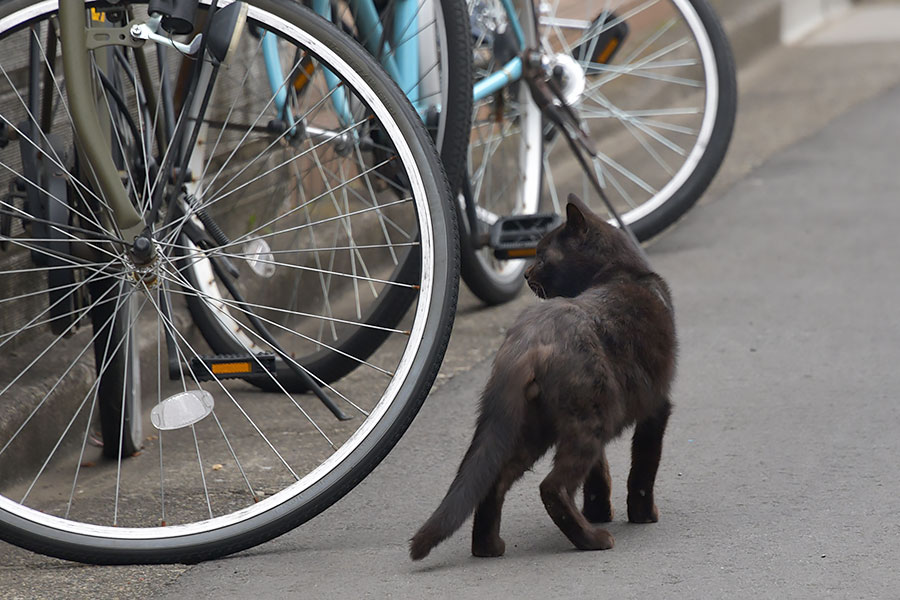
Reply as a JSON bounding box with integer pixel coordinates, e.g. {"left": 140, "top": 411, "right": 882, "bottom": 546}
{"left": 0, "top": 0, "right": 456, "bottom": 563}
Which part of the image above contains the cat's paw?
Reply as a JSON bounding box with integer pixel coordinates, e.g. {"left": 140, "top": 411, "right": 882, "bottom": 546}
{"left": 582, "top": 501, "right": 614, "bottom": 524}
{"left": 627, "top": 497, "right": 659, "bottom": 523}
{"left": 472, "top": 535, "right": 506, "bottom": 558}
{"left": 574, "top": 527, "right": 614, "bottom": 551}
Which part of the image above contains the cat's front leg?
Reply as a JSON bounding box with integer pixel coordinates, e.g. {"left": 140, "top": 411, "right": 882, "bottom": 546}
{"left": 626, "top": 400, "right": 672, "bottom": 523}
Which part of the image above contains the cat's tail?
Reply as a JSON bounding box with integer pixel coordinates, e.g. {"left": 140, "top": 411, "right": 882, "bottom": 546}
{"left": 409, "top": 358, "right": 528, "bottom": 560}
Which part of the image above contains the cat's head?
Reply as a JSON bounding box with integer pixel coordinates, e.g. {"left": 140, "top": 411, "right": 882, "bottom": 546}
{"left": 523, "top": 194, "right": 648, "bottom": 299}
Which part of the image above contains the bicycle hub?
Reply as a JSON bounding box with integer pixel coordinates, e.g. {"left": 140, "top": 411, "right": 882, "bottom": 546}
{"left": 131, "top": 233, "right": 156, "bottom": 265}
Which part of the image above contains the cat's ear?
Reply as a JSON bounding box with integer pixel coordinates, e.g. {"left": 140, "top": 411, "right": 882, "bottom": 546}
{"left": 565, "top": 194, "right": 588, "bottom": 234}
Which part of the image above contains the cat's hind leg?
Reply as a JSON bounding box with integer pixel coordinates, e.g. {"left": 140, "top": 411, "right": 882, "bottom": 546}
{"left": 472, "top": 445, "right": 543, "bottom": 557}
{"left": 540, "top": 439, "right": 614, "bottom": 551}
{"left": 627, "top": 399, "right": 672, "bottom": 523}
{"left": 582, "top": 448, "right": 613, "bottom": 523}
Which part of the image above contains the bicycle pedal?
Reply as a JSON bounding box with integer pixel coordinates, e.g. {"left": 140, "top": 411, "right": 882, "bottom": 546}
{"left": 190, "top": 353, "right": 277, "bottom": 382}
{"left": 572, "top": 12, "right": 629, "bottom": 66}
{"left": 489, "top": 213, "right": 561, "bottom": 260}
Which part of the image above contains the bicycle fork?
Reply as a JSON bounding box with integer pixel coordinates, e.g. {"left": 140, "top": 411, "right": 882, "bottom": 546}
{"left": 58, "top": 0, "right": 144, "bottom": 243}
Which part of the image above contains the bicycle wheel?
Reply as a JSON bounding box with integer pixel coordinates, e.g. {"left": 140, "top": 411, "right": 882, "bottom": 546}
{"left": 536, "top": 0, "right": 736, "bottom": 240}
{"left": 462, "top": 0, "right": 737, "bottom": 293}
{"left": 0, "top": 0, "right": 457, "bottom": 565}
{"left": 461, "top": 0, "right": 543, "bottom": 305}
{"left": 323, "top": 0, "right": 473, "bottom": 198}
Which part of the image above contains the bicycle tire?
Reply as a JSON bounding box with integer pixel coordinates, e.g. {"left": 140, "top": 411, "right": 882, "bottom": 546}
{"left": 624, "top": 0, "right": 737, "bottom": 240}
{"left": 426, "top": 0, "right": 474, "bottom": 198}
{"left": 0, "top": 0, "right": 458, "bottom": 564}
{"left": 458, "top": 0, "right": 542, "bottom": 305}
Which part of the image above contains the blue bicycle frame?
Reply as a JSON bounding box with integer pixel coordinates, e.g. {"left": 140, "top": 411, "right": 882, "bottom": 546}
{"left": 259, "top": 0, "right": 527, "bottom": 125}
{"left": 472, "top": 0, "right": 524, "bottom": 102}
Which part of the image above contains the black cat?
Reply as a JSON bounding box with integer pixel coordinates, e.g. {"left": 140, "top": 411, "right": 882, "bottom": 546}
{"left": 410, "top": 194, "right": 676, "bottom": 560}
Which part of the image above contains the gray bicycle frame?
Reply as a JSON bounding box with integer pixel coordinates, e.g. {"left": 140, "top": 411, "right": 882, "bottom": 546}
{"left": 58, "top": 0, "right": 146, "bottom": 242}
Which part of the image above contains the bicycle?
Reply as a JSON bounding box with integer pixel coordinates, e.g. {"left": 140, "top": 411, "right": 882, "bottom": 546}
{"left": 0, "top": 0, "right": 458, "bottom": 564}
{"left": 259, "top": 0, "right": 735, "bottom": 306}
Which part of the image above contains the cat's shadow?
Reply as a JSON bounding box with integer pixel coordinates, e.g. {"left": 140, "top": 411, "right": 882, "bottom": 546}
{"left": 409, "top": 519, "right": 638, "bottom": 573}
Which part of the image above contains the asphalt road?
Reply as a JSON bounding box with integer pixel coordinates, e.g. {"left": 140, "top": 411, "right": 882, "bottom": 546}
{"left": 156, "top": 81, "right": 900, "bottom": 599}
{"left": 3, "top": 6, "right": 900, "bottom": 599}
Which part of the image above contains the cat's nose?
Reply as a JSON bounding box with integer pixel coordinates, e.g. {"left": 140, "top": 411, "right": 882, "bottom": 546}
{"left": 523, "top": 265, "right": 532, "bottom": 280}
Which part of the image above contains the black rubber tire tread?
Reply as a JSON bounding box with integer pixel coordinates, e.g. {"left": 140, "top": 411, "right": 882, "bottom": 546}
{"left": 627, "top": 0, "right": 737, "bottom": 242}
{"left": 457, "top": 0, "right": 538, "bottom": 306}
{"left": 423, "top": 0, "right": 472, "bottom": 198}
{"left": 0, "top": 0, "right": 459, "bottom": 565}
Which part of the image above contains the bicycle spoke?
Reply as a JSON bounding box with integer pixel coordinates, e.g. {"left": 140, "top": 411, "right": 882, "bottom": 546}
{"left": 0, "top": 37, "right": 111, "bottom": 229}
{"left": 586, "top": 36, "right": 694, "bottom": 93}
{"left": 21, "top": 286, "right": 143, "bottom": 507}
{"left": 149, "top": 288, "right": 263, "bottom": 514}
{"left": 196, "top": 34, "right": 267, "bottom": 194}
{"left": 140, "top": 279, "right": 311, "bottom": 474}
{"left": 165, "top": 275, "right": 406, "bottom": 338}
{"left": 0, "top": 270, "right": 130, "bottom": 460}
{"left": 157, "top": 116, "right": 377, "bottom": 247}
{"left": 156, "top": 256, "right": 380, "bottom": 411}
{"left": 199, "top": 52, "right": 346, "bottom": 203}
{"left": 91, "top": 55, "right": 142, "bottom": 205}
{"left": 0, "top": 155, "right": 115, "bottom": 242}
{"left": 0, "top": 258, "right": 121, "bottom": 351}
{"left": 299, "top": 154, "right": 414, "bottom": 241}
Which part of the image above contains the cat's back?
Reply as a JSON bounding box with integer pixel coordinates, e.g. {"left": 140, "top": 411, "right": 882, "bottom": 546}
{"left": 504, "top": 295, "right": 592, "bottom": 347}
{"left": 503, "top": 275, "right": 675, "bottom": 379}
{"left": 500, "top": 273, "right": 674, "bottom": 366}
{"left": 573, "top": 277, "right": 675, "bottom": 352}
{"left": 574, "top": 275, "right": 672, "bottom": 327}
